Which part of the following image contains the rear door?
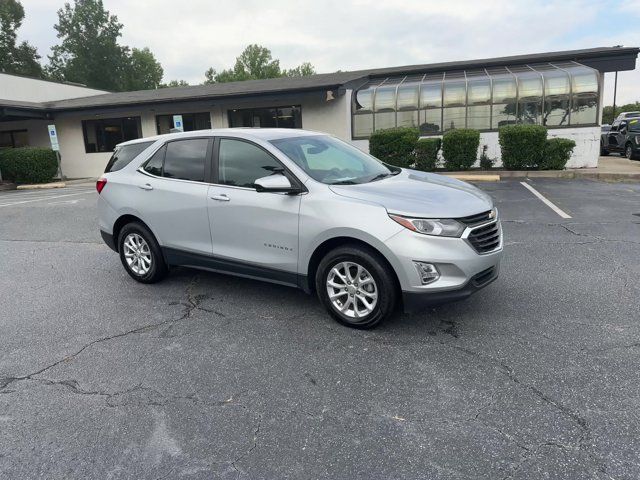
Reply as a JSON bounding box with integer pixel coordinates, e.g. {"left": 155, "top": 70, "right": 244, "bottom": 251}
{"left": 134, "top": 137, "right": 213, "bottom": 254}
{"left": 206, "top": 137, "right": 301, "bottom": 277}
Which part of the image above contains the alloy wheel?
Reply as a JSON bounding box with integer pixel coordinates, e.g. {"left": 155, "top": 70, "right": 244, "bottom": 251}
{"left": 326, "top": 261, "right": 378, "bottom": 320}
{"left": 626, "top": 145, "right": 633, "bottom": 159}
{"left": 123, "top": 233, "right": 152, "bottom": 275}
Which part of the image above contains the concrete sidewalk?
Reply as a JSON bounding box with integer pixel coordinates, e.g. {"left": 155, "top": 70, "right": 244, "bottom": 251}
{"left": 446, "top": 156, "right": 640, "bottom": 182}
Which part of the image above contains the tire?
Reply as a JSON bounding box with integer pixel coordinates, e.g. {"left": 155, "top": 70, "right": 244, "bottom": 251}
{"left": 117, "top": 222, "right": 168, "bottom": 283}
{"left": 625, "top": 143, "right": 639, "bottom": 160}
{"left": 315, "top": 245, "right": 397, "bottom": 329}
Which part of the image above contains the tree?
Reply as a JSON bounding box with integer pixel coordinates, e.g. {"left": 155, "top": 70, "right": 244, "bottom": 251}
{"left": 124, "top": 47, "right": 163, "bottom": 90}
{"left": 159, "top": 79, "right": 189, "bottom": 88}
{"left": 602, "top": 102, "right": 640, "bottom": 125}
{"left": 0, "top": 0, "right": 43, "bottom": 77}
{"left": 47, "top": 0, "right": 164, "bottom": 91}
{"left": 203, "top": 44, "right": 315, "bottom": 84}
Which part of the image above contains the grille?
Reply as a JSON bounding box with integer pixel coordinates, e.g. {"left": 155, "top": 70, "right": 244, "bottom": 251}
{"left": 468, "top": 221, "right": 501, "bottom": 254}
{"left": 459, "top": 210, "right": 493, "bottom": 227}
{"left": 472, "top": 267, "right": 496, "bottom": 287}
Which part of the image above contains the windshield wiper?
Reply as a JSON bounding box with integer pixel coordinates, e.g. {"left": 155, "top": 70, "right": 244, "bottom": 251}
{"left": 330, "top": 179, "right": 358, "bottom": 185}
{"left": 368, "top": 173, "right": 392, "bottom": 182}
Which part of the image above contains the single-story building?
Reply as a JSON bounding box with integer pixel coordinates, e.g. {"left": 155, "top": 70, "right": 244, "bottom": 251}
{"left": 1, "top": 46, "right": 638, "bottom": 178}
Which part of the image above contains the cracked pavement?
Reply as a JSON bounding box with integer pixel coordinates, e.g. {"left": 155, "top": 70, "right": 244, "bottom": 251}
{"left": 1, "top": 179, "right": 639, "bottom": 479}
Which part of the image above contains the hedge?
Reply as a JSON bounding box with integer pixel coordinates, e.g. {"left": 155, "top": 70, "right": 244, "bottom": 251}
{"left": 541, "top": 138, "right": 575, "bottom": 170}
{"left": 369, "top": 127, "right": 419, "bottom": 168}
{"left": 0, "top": 147, "right": 58, "bottom": 184}
{"left": 414, "top": 138, "right": 440, "bottom": 171}
{"left": 441, "top": 129, "right": 480, "bottom": 170}
{"left": 498, "top": 124, "right": 547, "bottom": 170}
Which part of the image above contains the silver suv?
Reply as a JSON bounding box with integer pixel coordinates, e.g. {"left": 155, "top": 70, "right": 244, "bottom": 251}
{"left": 98, "top": 129, "right": 502, "bottom": 329}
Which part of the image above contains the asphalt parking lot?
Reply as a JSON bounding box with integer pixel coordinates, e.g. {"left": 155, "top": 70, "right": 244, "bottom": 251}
{"left": 1, "top": 178, "right": 639, "bottom": 479}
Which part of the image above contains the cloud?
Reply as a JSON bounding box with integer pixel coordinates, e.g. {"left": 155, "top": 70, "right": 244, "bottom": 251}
{"left": 17, "top": 0, "right": 640, "bottom": 103}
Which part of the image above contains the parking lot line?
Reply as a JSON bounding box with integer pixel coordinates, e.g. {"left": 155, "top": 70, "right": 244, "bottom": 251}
{"left": 520, "top": 181, "right": 572, "bottom": 219}
{"left": 0, "top": 191, "right": 95, "bottom": 208}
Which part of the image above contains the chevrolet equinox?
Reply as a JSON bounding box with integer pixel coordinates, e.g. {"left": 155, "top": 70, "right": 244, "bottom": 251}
{"left": 98, "top": 129, "right": 502, "bottom": 329}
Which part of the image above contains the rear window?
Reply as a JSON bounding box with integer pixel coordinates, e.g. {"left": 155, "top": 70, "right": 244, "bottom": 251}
{"left": 104, "top": 141, "right": 154, "bottom": 172}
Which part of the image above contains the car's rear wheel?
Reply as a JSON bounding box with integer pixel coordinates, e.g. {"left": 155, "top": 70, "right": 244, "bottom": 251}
{"left": 118, "top": 222, "right": 167, "bottom": 283}
{"left": 316, "top": 245, "right": 397, "bottom": 329}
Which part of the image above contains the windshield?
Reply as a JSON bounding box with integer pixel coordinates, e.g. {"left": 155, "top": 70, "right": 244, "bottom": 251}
{"left": 270, "top": 135, "right": 396, "bottom": 184}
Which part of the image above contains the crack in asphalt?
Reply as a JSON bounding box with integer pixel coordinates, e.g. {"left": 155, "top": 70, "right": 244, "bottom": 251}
{"left": 0, "top": 277, "right": 223, "bottom": 394}
{"left": 230, "top": 414, "right": 262, "bottom": 479}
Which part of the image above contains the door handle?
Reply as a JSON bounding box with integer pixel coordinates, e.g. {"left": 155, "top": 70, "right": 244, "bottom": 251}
{"left": 210, "top": 194, "right": 230, "bottom": 202}
{"left": 138, "top": 183, "right": 153, "bottom": 191}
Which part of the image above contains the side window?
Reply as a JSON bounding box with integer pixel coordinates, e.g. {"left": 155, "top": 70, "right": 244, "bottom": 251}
{"left": 218, "top": 139, "right": 283, "bottom": 188}
{"left": 143, "top": 145, "right": 165, "bottom": 176}
{"left": 105, "top": 141, "right": 154, "bottom": 173}
{"left": 163, "top": 139, "right": 208, "bottom": 182}
{"left": 629, "top": 119, "right": 640, "bottom": 132}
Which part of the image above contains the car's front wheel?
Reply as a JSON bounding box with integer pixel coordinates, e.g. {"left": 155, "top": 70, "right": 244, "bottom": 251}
{"left": 118, "top": 222, "right": 167, "bottom": 283}
{"left": 316, "top": 245, "right": 397, "bottom": 329}
{"left": 625, "top": 143, "right": 638, "bottom": 160}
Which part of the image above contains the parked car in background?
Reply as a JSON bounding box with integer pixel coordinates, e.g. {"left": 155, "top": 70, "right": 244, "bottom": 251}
{"left": 614, "top": 111, "right": 640, "bottom": 121}
{"left": 97, "top": 129, "right": 502, "bottom": 329}
{"left": 601, "top": 117, "right": 640, "bottom": 159}
{"left": 601, "top": 124, "right": 611, "bottom": 133}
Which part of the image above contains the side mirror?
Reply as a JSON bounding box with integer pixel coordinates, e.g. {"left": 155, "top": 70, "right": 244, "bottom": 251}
{"left": 254, "top": 173, "right": 300, "bottom": 194}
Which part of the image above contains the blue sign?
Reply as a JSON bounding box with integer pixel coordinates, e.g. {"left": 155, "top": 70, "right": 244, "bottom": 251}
{"left": 48, "top": 124, "right": 60, "bottom": 151}
{"left": 172, "top": 115, "right": 184, "bottom": 132}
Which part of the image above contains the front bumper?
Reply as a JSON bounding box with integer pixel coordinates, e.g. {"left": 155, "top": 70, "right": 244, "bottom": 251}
{"left": 402, "top": 264, "right": 499, "bottom": 312}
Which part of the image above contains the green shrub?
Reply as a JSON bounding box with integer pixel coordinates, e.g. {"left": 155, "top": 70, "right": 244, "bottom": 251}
{"left": 498, "top": 124, "right": 547, "bottom": 170}
{"left": 541, "top": 138, "right": 575, "bottom": 170}
{"left": 414, "top": 138, "right": 441, "bottom": 171}
{"left": 479, "top": 145, "right": 494, "bottom": 170}
{"left": 441, "top": 129, "right": 480, "bottom": 170}
{"left": 369, "top": 127, "right": 419, "bottom": 168}
{"left": 0, "top": 147, "right": 58, "bottom": 184}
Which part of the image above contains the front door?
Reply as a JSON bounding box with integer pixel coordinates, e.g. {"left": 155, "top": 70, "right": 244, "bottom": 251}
{"left": 207, "top": 138, "right": 301, "bottom": 278}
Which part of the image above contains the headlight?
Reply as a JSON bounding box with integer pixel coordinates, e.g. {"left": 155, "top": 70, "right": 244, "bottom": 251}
{"left": 389, "top": 214, "right": 465, "bottom": 237}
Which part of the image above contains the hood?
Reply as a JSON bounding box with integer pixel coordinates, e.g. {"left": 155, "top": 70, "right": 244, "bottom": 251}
{"left": 328, "top": 169, "right": 493, "bottom": 218}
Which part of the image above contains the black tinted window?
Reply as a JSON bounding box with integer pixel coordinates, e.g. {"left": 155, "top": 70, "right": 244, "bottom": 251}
{"left": 105, "top": 141, "right": 154, "bottom": 173}
{"left": 629, "top": 119, "right": 640, "bottom": 132}
{"left": 143, "top": 146, "right": 165, "bottom": 176}
{"left": 163, "top": 139, "right": 208, "bottom": 182}
{"left": 218, "top": 139, "right": 282, "bottom": 188}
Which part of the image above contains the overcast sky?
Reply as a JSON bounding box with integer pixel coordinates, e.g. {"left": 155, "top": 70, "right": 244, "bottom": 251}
{"left": 16, "top": 0, "right": 640, "bottom": 104}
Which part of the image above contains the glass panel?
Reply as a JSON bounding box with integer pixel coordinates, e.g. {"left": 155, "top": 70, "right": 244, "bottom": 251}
{"left": 443, "top": 80, "right": 466, "bottom": 107}
{"left": 420, "top": 81, "right": 442, "bottom": 108}
{"left": 0, "top": 131, "right": 12, "bottom": 148}
{"left": 467, "top": 105, "right": 490, "bottom": 130}
{"left": 397, "top": 83, "right": 419, "bottom": 110}
{"left": 163, "top": 139, "right": 208, "bottom": 182}
{"left": 82, "top": 117, "right": 142, "bottom": 153}
{"left": 397, "top": 110, "right": 418, "bottom": 128}
{"left": 105, "top": 141, "right": 154, "bottom": 173}
{"left": 354, "top": 88, "right": 373, "bottom": 112}
{"left": 374, "top": 86, "right": 396, "bottom": 112}
{"left": 12, "top": 130, "right": 29, "bottom": 147}
{"left": 492, "top": 104, "right": 517, "bottom": 128}
{"left": 218, "top": 139, "right": 282, "bottom": 188}
{"left": 143, "top": 146, "right": 165, "bottom": 176}
{"left": 516, "top": 71, "right": 542, "bottom": 124}
{"left": 568, "top": 66, "right": 598, "bottom": 125}
{"left": 276, "top": 106, "right": 302, "bottom": 128}
{"left": 229, "top": 109, "right": 252, "bottom": 127}
{"left": 420, "top": 109, "right": 441, "bottom": 134}
{"left": 374, "top": 111, "right": 396, "bottom": 131}
{"left": 542, "top": 69, "right": 570, "bottom": 126}
{"left": 443, "top": 107, "right": 466, "bottom": 130}
{"left": 467, "top": 78, "right": 491, "bottom": 105}
{"left": 353, "top": 114, "right": 373, "bottom": 138}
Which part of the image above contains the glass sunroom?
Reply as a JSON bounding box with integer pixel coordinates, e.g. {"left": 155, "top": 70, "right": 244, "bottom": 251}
{"left": 351, "top": 61, "right": 600, "bottom": 139}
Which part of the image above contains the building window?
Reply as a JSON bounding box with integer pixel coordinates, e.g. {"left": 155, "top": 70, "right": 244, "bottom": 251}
{"left": 156, "top": 112, "right": 211, "bottom": 135}
{"left": 351, "top": 61, "right": 600, "bottom": 138}
{"left": 0, "top": 129, "right": 29, "bottom": 148}
{"left": 228, "top": 106, "right": 302, "bottom": 129}
{"left": 82, "top": 117, "right": 142, "bottom": 153}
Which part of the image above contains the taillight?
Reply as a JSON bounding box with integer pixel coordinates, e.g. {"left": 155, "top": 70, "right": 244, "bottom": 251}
{"left": 96, "top": 177, "right": 107, "bottom": 194}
